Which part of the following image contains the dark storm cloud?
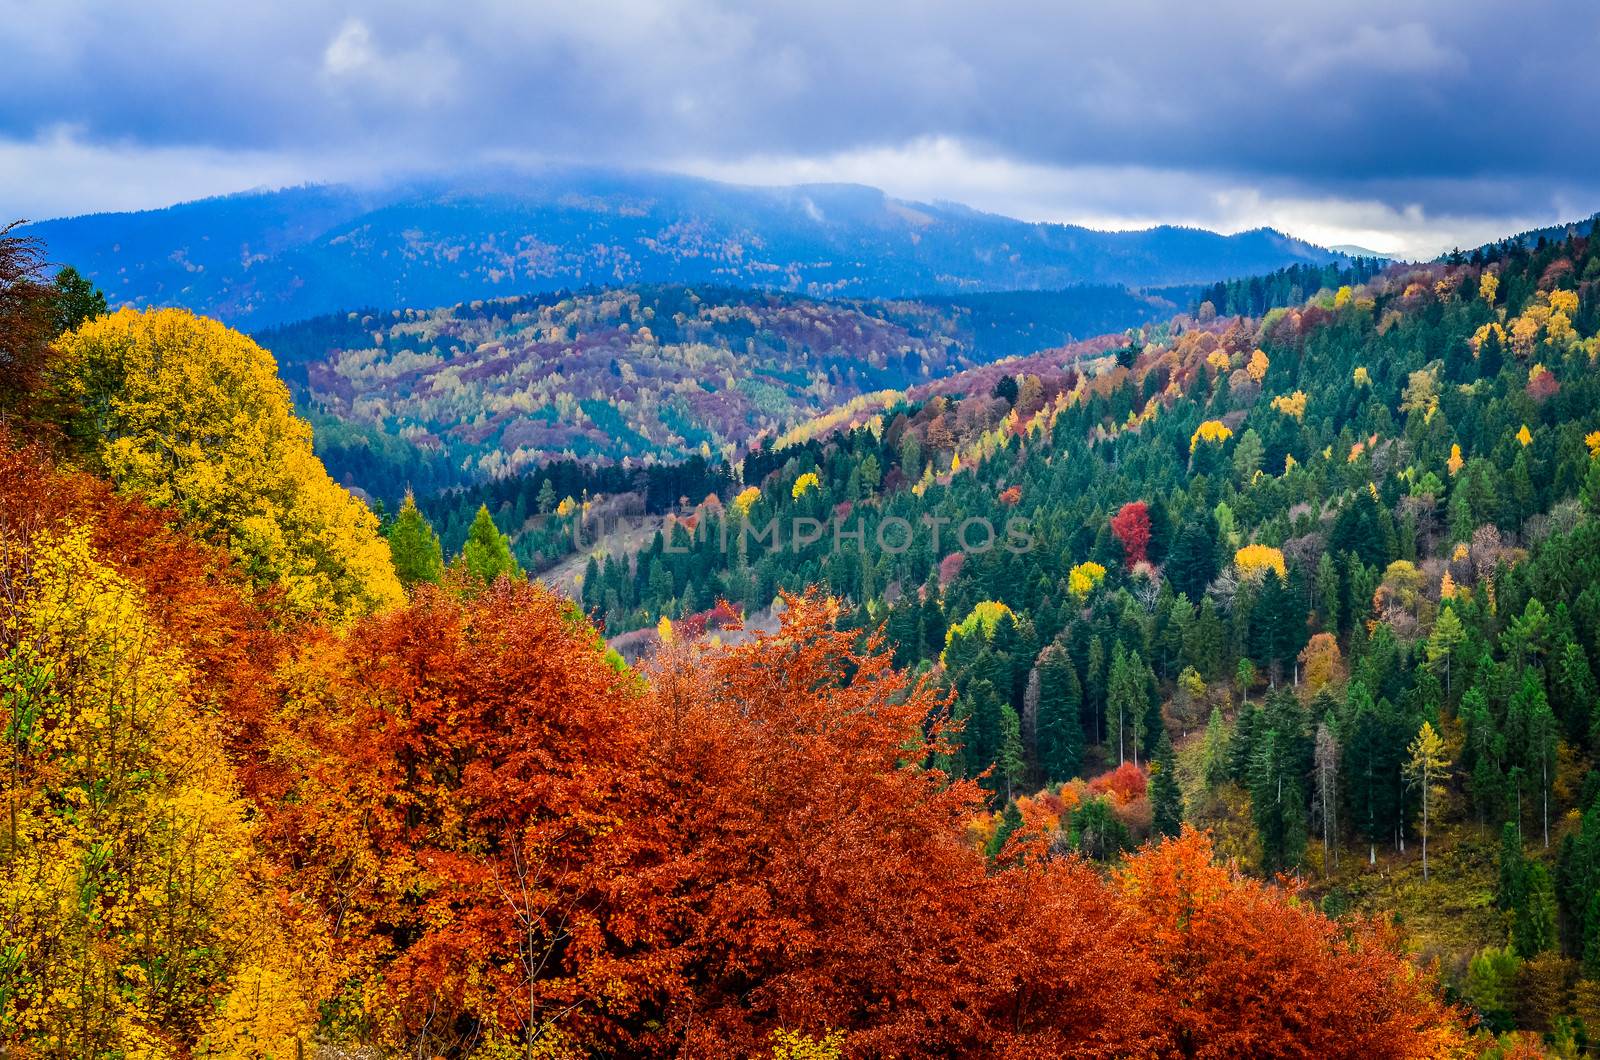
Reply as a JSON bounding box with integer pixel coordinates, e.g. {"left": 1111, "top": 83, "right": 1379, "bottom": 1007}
{"left": 3, "top": 0, "right": 1597, "bottom": 251}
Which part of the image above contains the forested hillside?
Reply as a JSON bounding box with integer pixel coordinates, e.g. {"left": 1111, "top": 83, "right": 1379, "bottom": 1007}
{"left": 566, "top": 223, "right": 1600, "bottom": 1048}
{"left": 255, "top": 282, "right": 1199, "bottom": 499}
{"left": 367, "top": 255, "right": 1383, "bottom": 575}
{"left": 22, "top": 167, "right": 1346, "bottom": 327}
{"left": 0, "top": 222, "right": 1474, "bottom": 1056}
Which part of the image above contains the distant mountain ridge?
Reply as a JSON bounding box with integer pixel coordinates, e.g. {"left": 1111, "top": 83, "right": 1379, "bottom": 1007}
{"left": 23, "top": 166, "right": 1345, "bottom": 328}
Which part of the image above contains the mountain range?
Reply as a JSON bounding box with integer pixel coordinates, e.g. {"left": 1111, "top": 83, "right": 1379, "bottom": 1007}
{"left": 23, "top": 166, "right": 1347, "bottom": 328}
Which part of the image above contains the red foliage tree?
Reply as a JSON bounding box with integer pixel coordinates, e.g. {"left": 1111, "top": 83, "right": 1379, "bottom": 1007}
{"left": 1110, "top": 500, "right": 1152, "bottom": 567}
{"left": 1088, "top": 761, "right": 1148, "bottom": 804}
{"left": 1526, "top": 366, "right": 1560, "bottom": 403}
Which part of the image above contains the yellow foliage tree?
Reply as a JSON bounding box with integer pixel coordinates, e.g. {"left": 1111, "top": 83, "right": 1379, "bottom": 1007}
{"left": 1447, "top": 444, "right": 1464, "bottom": 476}
{"left": 0, "top": 527, "right": 323, "bottom": 1055}
{"left": 1377, "top": 560, "right": 1425, "bottom": 614}
{"left": 1509, "top": 313, "right": 1543, "bottom": 356}
{"left": 792, "top": 471, "right": 821, "bottom": 499}
{"left": 51, "top": 308, "right": 402, "bottom": 620}
{"left": 940, "top": 600, "right": 1016, "bottom": 665}
{"left": 1246, "top": 348, "right": 1270, "bottom": 383}
{"left": 1517, "top": 424, "right": 1534, "bottom": 447}
{"left": 770, "top": 1028, "right": 846, "bottom": 1059}
{"left": 1352, "top": 366, "right": 1371, "bottom": 387}
{"left": 731, "top": 485, "right": 762, "bottom": 517}
{"left": 1190, "top": 420, "right": 1233, "bottom": 454}
{"left": 1405, "top": 722, "right": 1451, "bottom": 881}
{"left": 1270, "top": 390, "right": 1307, "bottom": 421}
{"left": 1067, "top": 561, "right": 1108, "bottom": 599}
{"left": 1234, "top": 544, "right": 1287, "bottom": 582}
{"left": 1399, "top": 368, "right": 1439, "bottom": 422}
{"left": 1480, "top": 271, "right": 1499, "bottom": 305}
{"left": 1469, "top": 321, "right": 1507, "bottom": 357}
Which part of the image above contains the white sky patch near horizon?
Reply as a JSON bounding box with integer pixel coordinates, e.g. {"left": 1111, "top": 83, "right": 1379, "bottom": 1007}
{"left": 0, "top": 127, "right": 330, "bottom": 222}
{"left": 673, "top": 137, "right": 1577, "bottom": 262}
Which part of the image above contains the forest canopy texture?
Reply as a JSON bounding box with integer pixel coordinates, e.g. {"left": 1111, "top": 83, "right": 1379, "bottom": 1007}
{"left": 10, "top": 218, "right": 1600, "bottom": 1056}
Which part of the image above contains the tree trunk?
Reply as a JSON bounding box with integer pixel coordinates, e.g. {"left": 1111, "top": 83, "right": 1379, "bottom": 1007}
{"left": 1421, "top": 778, "right": 1430, "bottom": 881}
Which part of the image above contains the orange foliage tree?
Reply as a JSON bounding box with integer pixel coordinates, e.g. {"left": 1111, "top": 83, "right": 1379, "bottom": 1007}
{"left": 1117, "top": 830, "right": 1466, "bottom": 1058}
{"left": 635, "top": 593, "right": 1158, "bottom": 1056}
{"left": 260, "top": 581, "right": 652, "bottom": 1055}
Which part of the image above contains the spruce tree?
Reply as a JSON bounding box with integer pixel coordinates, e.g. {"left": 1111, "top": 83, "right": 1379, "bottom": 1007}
{"left": 1250, "top": 727, "right": 1307, "bottom": 874}
{"left": 1228, "top": 700, "right": 1260, "bottom": 784}
{"left": 1344, "top": 683, "right": 1402, "bottom": 864}
{"left": 1150, "top": 730, "right": 1183, "bottom": 839}
{"left": 1035, "top": 644, "right": 1083, "bottom": 783}
{"left": 1070, "top": 797, "right": 1129, "bottom": 861}
{"left": 1425, "top": 606, "right": 1466, "bottom": 697}
{"left": 996, "top": 706, "right": 1025, "bottom": 801}
{"left": 1498, "top": 822, "right": 1526, "bottom": 913}
{"left": 960, "top": 679, "right": 1005, "bottom": 784}
{"left": 386, "top": 490, "right": 444, "bottom": 586}
{"left": 1200, "top": 706, "right": 1229, "bottom": 790}
{"left": 1106, "top": 644, "right": 1145, "bottom": 765}
{"left": 1514, "top": 862, "right": 1557, "bottom": 958}
{"left": 461, "top": 504, "right": 520, "bottom": 585}
{"left": 986, "top": 799, "right": 1024, "bottom": 863}
{"left": 50, "top": 265, "right": 107, "bottom": 337}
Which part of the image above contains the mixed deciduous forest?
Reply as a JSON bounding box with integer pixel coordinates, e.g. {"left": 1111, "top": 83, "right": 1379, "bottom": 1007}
{"left": 562, "top": 223, "right": 1600, "bottom": 1053}
{"left": 257, "top": 281, "right": 1207, "bottom": 495}
{"left": 3, "top": 204, "right": 1600, "bottom": 1058}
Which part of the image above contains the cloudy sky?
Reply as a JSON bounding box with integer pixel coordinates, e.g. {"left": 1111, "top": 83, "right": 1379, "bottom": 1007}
{"left": 3, "top": 0, "right": 1597, "bottom": 258}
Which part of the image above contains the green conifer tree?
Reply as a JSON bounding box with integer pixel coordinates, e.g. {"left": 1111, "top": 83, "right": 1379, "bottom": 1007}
{"left": 461, "top": 504, "right": 520, "bottom": 585}
{"left": 386, "top": 490, "right": 445, "bottom": 586}
{"left": 1150, "top": 730, "right": 1183, "bottom": 839}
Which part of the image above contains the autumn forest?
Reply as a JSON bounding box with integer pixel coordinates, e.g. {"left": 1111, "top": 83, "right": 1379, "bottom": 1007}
{"left": 7, "top": 197, "right": 1600, "bottom": 1058}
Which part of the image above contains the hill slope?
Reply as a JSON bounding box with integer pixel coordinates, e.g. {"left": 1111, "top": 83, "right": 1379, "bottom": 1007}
{"left": 556, "top": 228, "right": 1600, "bottom": 1045}
{"left": 24, "top": 166, "right": 1343, "bottom": 327}
{"left": 260, "top": 283, "right": 1190, "bottom": 495}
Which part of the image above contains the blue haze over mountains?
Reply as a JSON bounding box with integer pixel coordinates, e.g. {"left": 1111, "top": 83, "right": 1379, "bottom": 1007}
{"left": 24, "top": 166, "right": 1348, "bottom": 329}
